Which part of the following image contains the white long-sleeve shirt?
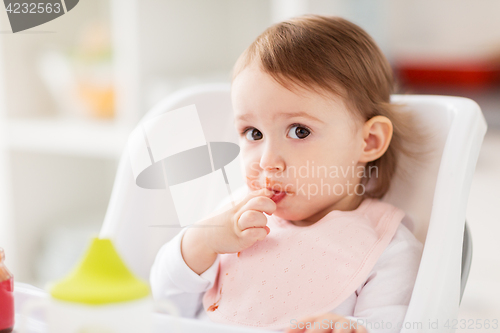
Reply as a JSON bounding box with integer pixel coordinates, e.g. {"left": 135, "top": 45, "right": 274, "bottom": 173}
{"left": 150, "top": 215, "right": 424, "bottom": 333}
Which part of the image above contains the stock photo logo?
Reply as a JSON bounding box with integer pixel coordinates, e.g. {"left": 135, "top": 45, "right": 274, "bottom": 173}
{"left": 128, "top": 104, "right": 240, "bottom": 228}
{"left": 3, "top": 0, "right": 79, "bottom": 33}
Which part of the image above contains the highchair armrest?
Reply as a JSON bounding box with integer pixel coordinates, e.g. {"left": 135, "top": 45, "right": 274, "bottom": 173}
{"left": 460, "top": 220, "right": 472, "bottom": 305}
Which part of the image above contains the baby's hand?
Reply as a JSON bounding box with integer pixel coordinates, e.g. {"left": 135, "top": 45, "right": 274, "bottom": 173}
{"left": 201, "top": 187, "right": 276, "bottom": 255}
{"left": 284, "top": 313, "right": 368, "bottom": 333}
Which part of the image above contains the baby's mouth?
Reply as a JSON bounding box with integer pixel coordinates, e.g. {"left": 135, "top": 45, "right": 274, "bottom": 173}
{"left": 269, "top": 190, "right": 287, "bottom": 203}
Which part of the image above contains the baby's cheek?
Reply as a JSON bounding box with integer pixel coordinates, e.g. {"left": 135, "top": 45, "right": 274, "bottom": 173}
{"left": 245, "top": 175, "right": 260, "bottom": 190}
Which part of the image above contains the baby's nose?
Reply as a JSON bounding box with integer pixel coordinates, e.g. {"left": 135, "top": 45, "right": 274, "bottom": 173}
{"left": 260, "top": 155, "right": 284, "bottom": 172}
{"left": 259, "top": 142, "right": 285, "bottom": 171}
{"left": 263, "top": 165, "right": 283, "bottom": 172}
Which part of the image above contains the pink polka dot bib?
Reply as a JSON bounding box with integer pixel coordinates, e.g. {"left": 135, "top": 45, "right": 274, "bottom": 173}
{"left": 202, "top": 198, "right": 405, "bottom": 330}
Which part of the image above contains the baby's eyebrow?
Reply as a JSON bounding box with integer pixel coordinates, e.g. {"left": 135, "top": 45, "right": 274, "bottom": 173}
{"left": 236, "top": 111, "right": 324, "bottom": 124}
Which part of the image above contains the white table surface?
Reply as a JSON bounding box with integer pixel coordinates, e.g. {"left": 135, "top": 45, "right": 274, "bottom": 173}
{"left": 12, "top": 282, "right": 279, "bottom": 333}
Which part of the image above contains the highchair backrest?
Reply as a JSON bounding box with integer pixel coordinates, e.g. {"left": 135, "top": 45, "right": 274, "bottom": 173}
{"left": 389, "top": 94, "right": 486, "bottom": 332}
{"left": 99, "top": 83, "right": 487, "bottom": 332}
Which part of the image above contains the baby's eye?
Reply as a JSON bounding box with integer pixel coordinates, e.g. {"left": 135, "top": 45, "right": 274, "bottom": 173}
{"left": 244, "top": 128, "right": 263, "bottom": 141}
{"left": 288, "top": 124, "right": 311, "bottom": 139}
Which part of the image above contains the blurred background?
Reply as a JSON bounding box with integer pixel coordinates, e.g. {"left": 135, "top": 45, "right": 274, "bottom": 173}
{"left": 0, "top": 0, "right": 498, "bottom": 330}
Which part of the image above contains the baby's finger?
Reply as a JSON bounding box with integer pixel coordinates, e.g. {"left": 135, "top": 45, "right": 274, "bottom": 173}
{"left": 354, "top": 325, "right": 368, "bottom": 333}
{"left": 329, "top": 316, "right": 357, "bottom": 333}
{"left": 242, "top": 195, "right": 277, "bottom": 216}
{"left": 237, "top": 210, "right": 268, "bottom": 232}
{"left": 240, "top": 224, "right": 269, "bottom": 243}
{"left": 244, "top": 187, "right": 275, "bottom": 204}
{"left": 209, "top": 188, "right": 272, "bottom": 220}
{"left": 233, "top": 195, "right": 275, "bottom": 231}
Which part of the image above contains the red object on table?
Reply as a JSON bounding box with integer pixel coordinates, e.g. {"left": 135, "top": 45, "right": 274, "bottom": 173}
{"left": 0, "top": 248, "right": 14, "bottom": 333}
{"left": 395, "top": 59, "right": 500, "bottom": 89}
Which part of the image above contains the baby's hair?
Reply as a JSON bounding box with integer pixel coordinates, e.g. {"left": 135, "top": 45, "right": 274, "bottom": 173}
{"left": 231, "top": 14, "right": 431, "bottom": 199}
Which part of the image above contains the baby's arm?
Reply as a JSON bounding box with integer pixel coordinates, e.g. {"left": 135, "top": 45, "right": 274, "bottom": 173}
{"left": 338, "top": 223, "right": 424, "bottom": 332}
{"left": 180, "top": 187, "right": 275, "bottom": 274}
{"left": 150, "top": 187, "right": 276, "bottom": 317}
{"left": 150, "top": 227, "right": 221, "bottom": 318}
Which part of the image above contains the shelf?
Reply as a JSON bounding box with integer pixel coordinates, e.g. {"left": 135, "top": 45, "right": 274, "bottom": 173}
{"left": 3, "top": 117, "right": 131, "bottom": 159}
{"left": 0, "top": 0, "right": 276, "bottom": 285}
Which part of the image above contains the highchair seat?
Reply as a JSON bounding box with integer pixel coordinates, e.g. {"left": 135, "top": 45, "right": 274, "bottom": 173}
{"left": 99, "top": 83, "right": 487, "bottom": 333}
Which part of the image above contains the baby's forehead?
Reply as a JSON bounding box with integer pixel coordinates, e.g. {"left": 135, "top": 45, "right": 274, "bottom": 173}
{"left": 232, "top": 88, "right": 349, "bottom": 118}
{"left": 232, "top": 93, "right": 363, "bottom": 135}
{"left": 231, "top": 66, "right": 362, "bottom": 124}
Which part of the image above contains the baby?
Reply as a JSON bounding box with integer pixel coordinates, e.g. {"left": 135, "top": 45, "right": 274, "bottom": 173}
{"left": 150, "top": 15, "right": 425, "bottom": 333}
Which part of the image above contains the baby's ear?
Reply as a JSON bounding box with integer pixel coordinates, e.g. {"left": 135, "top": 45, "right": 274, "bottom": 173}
{"left": 358, "top": 116, "right": 393, "bottom": 163}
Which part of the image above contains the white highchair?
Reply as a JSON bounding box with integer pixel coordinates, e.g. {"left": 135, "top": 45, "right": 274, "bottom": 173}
{"left": 99, "top": 83, "right": 487, "bottom": 333}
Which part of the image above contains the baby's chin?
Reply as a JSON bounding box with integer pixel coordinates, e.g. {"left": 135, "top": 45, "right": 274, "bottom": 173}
{"left": 272, "top": 211, "right": 320, "bottom": 227}
{"left": 272, "top": 207, "right": 312, "bottom": 223}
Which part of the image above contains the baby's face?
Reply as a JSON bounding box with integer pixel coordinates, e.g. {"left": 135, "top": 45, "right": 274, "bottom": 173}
{"left": 232, "top": 62, "right": 367, "bottom": 225}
